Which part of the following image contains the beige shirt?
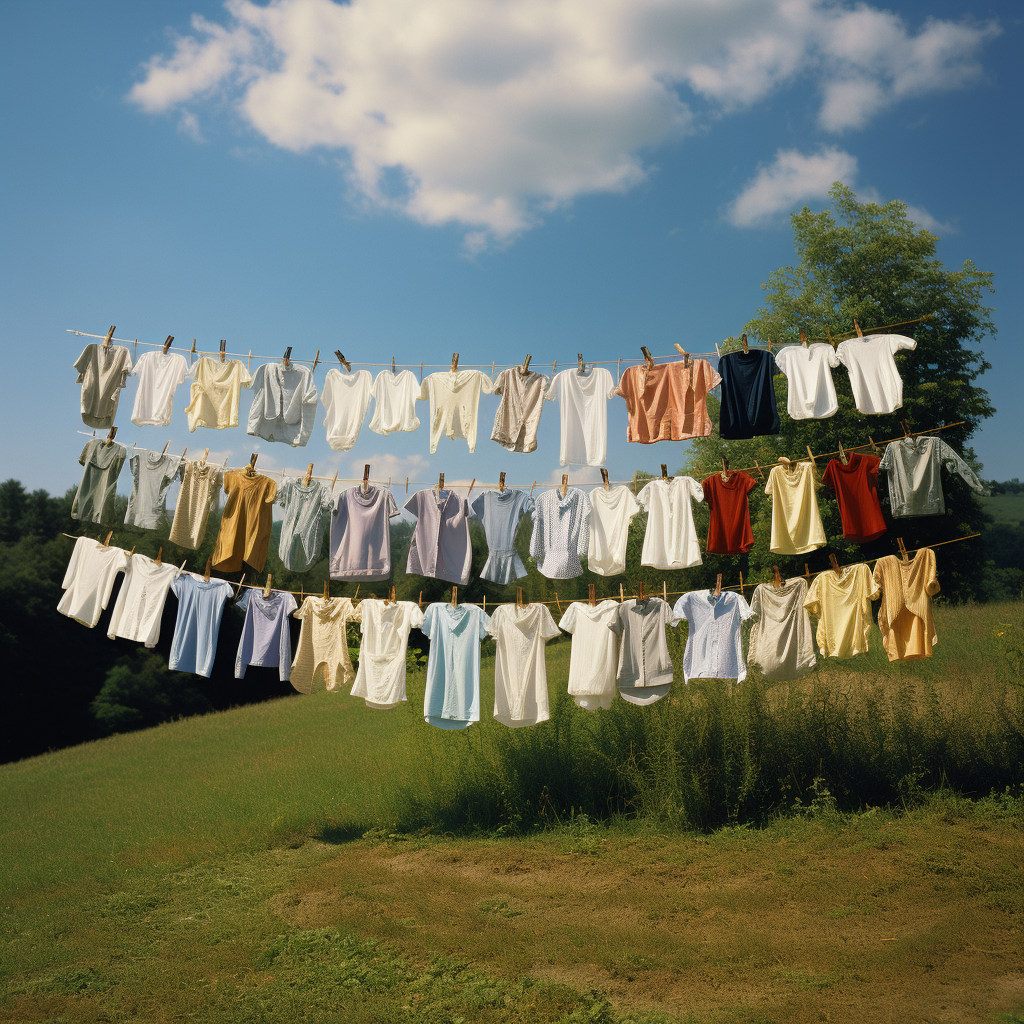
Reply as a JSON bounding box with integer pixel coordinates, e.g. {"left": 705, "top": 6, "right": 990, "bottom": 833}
{"left": 490, "top": 368, "right": 549, "bottom": 453}
{"left": 74, "top": 344, "right": 133, "bottom": 428}
{"left": 872, "top": 549, "right": 940, "bottom": 661}
{"left": 290, "top": 596, "right": 358, "bottom": 694}
{"left": 765, "top": 461, "right": 826, "bottom": 555}
{"left": 747, "top": 579, "right": 816, "bottom": 680}
{"left": 419, "top": 370, "right": 493, "bottom": 453}
{"left": 804, "top": 564, "right": 880, "bottom": 659}
{"left": 169, "top": 461, "right": 222, "bottom": 550}
{"left": 184, "top": 356, "right": 253, "bottom": 431}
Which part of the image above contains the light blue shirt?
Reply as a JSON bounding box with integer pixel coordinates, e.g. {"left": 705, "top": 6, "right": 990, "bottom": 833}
{"left": 234, "top": 588, "right": 297, "bottom": 681}
{"left": 169, "top": 574, "right": 234, "bottom": 677}
{"left": 672, "top": 590, "right": 753, "bottom": 683}
{"left": 421, "top": 603, "right": 491, "bottom": 730}
{"left": 471, "top": 489, "right": 534, "bottom": 584}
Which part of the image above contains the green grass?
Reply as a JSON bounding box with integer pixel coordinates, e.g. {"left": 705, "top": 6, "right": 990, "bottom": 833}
{"left": 982, "top": 493, "right": 1024, "bottom": 524}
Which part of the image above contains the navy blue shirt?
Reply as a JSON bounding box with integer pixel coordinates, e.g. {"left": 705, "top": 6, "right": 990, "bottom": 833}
{"left": 717, "top": 350, "right": 781, "bottom": 439}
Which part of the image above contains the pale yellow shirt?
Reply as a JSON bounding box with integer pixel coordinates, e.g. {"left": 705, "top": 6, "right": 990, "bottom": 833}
{"left": 804, "top": 564, "right": 880, "bottom": 659}
{"left": 765, "top": 461, "right": 826, "bottom": 555}
{"left": 184, "top": 356, "right": 253, "bottom": 431}
{"left": 872, "top": 549, "right": 940, "bottom": 661}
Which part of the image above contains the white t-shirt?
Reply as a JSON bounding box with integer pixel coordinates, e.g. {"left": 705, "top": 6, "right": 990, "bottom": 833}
{"left": 369, "top": 370, "right": 422, "bottom": 435}
{"left": 57, "top": 536, "right": 128, "bottom": 628}
{"left": 487, "top": 603, "right": 561, "bottom": 728}
{"left": 106, "top": 554, "right": 180, "bottom": 647}
{"left": 774, "top": 344, "right": 841, "bottom": 420}
{"left": 636, "top": 477, "right": 704, "bottom": 569}
{"left": 558, "top": 600, "right": 622, "bottom": 710}
{"left": 418, "top": 370, "right": 493, "bottom": 453}
{"left": 130, "top": 351, "right": 190, "bottom": 426}
{"left": 350, "top": 599, "right": 425, "bottom": 708}
{"left": 836, "top": 334, "right": 916, "bottom": 414}
{"left": 546, "top": 367, "right": 616, "bottom": 467}
{"left": 587, "top": 485, "right": 640, "bottom": 576}
{"left": 321, "top": 368, "right": 372, "bottom": 450}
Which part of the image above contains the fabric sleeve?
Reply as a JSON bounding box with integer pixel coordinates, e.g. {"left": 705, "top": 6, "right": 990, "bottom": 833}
{"left": 275, "top": 477, "right": 291, "bottom": 508}
{"left": 236, "top": 589, "right": 251, "bottom": 613}
{"left": 385, "top": 489, "right": 400, "bottom": 517}
{"left": 737, "top": 593, "right": 754, "bottom": 620}
{"left": 624, "top": 489, "right": 640, "bottom": 516}
{"left": 263, "top": 478, "right": 278, "bottom": 504}
{"left": 864, "top": 455, "right": 880, "bottom": 488}
{"left": 804, "top": 577, "right": 821, "bottom": 616}
{"left": 889, "top": 334, "right": 917, "bottom": 353}
{"left": 865, "top": 564, "right": 881, "bottom": 602}
{"left": 239, "top": 362, "right": 254, "bottom": 389}
{"left": 539, "top": 605, "right": 561, "bottom": 641}
{"left": 701, "top": 477, "right": 715, "bottom": 511}
{"left": 408, "top": 603, "right": 425, "bottom": 630}
{"left": 822, "top": 461, "right": 836, "bottom": 492}
{"left": 492, "top": 369, "right": 506, "bottom": 396}
{"left": 292, "top": 597, "right": 308, "bottom": 620}
{"left": 558, "top": 602, "right": 577, "bottom": 634}
{"left": 301, "top": 369, "right": 319, "bottom": 406}
{"left": 764, "top": 468, "right": 775, "bottom": 497}
{"left": 612, "top": 367, "right": 627, "bottom": 399}
{"left": 174, "top": 355, "right": 189, "bottom": 387}
{"left": 418, "top": 377, "right": 431, "bottom": 402}
{"left": 464, "top": 496, "right": 476, "bottom": 520}
{"left": 128, "top": 352, "right": 143, "bottom": 378}
{"left": 403, "top": 491, "right": 421, "bottom": 518}
{"left": 748, "top": 586, "right": 762, "bottom": 622}
{"left": 687, "top": 476, "right": 704, "bottom": 503}
{"left": 61, "top": 538, "right": 85, "bottom": 589}
{"left": 470, "top": 493, "right": 485, "bottom": 520}
{"left": 521, "top": 493, "right": 536, "bottom": 518}
{"left": 79, "top": 442, "right": 91, "bottom": 466}
{"left": 936, "top": 440, "right": 987, "bottom": 494}
{"left": 742, "top": 472, "right": 758, "bottom": 496}
{"left": 608, "top": 605, "right": 626, "bottom": 637}
{"left": 479, "top": 372, "right": 494, "bottom": 394}
{"left": 420, "top": 603, "right": 436, "bottom": 638}
{"left": 528, "top": 500, "right": 543, "bottom": 561}
{"left": 544, "top": 373, "right": 559, "bottom": 401}
{"left": 924, "top": 549, "right": 940, "bottom": 597}
{"left": 602, "top": 367, "right": 616, "bottom": 400}
{"left": 835, "top": 341, "right": 850, "bottom": 368}
{"left": 74, "top": 347, "right": 90, "bottom": 381}
{"left": 774, "top": 348, "right": 789, "bottom": 377}
{"left": 485, "top": 605, "right": 501, "bottom": 637}
{"left": 703, "top": 358, "right": 723, "bottom": 392}
{"left": 671, "top": 593, "right": 690, "bottom": 626}
{"left": 878, "top": 444, "right": 892, "bottom": 472}
{"left": 478, "top": 608, "right": 492, "bottom": 640}
{"left": 636, "top": 482, "right": 651, "bottom": 509}
{"left": 282, "top": 592, "right": 298, "bottom": 615}
{"left": 827, "top": 346, "right": 841, "bottom": 367}
{"left": 872, "top": 559, "right": 884, "bottom": 598}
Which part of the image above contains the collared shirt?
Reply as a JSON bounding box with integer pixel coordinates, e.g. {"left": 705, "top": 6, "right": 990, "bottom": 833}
{"left": 330, "top": 485, "right": 400, "bottom": 579}
{"left": 471, "top": 488, "right": 534, "bottom": 584}
{"left": 421, "top": 603, "right": 491, "bottom": 730}
{"left": 636, "top": 477, "right": 704, "bottom": 569}
{"left": 488, "top": 603, "right": 561, "bottom": 727}
{"left": 247, "top": 362, "right": 320, "bottom": 447}
{"left": 672, "top": 590, "right": 753, "bottom": 683}
{"left": 614, "top": 359, "right": 721, "bottom": 443}
{"left": 612, "top": 598, "right": 674, "bottom": 704}
{"left": 405, "top": 488, "right": 475, "bottom": 584}
{"left": 872, "top": 549, "right": 941, "bottom": 662}
{"left": 419, "top": 370, "right": 494, "bottom": 453}
{"left": 491, "top": 368, "right": 550, "bottom": 453}
{"left": 529, "top": 487, "right": 591, "bottom": 579}
{"left": 879, "top": 436, "right": 986, "bottom": 517}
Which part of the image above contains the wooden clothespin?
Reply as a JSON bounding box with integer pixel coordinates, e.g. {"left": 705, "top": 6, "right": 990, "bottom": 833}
{"left": 335, "top": 350, "right": 351, "bottom": 372}
{"left": 531, "top": 480, "right": 537, "bottom": 498}
{"left": 661, "top": 464, "right": 669, "bottom": 480}
{"left": 838, "top": 440, "right": 848, "bottom": 464}
{"left": 714, "top": 341, "right": 722, "bottom": 359}
{"left": 467, "top": 478, "right": 476, "bottom": 497}
{"left": 419, "top": 362, "right": 423, "bottom": 382}
{"left": 161, "top": 440, "right": 170, "bottom": 455}
{"left": 516, "top": 587, "right": 524, "bottom": 608}
{"left": 451, "top": 353, "right": 459, "bottom": 373}
{"left": 190, "top": 338, "right": 197, "bottom": 357}
{"left": 163, "top": 335, "right": 174, "bottom": 353}
{"left": 331, "top": 470, "right": 338, "bottom": 492}
{"left": 662, "top": 581, "right": 668, "bottom": 604}
{"left": 673, "top": 342, "right": 691, "bottom": 368}
{"left": 499, "top": 472, "right": 506, "bottom": 492}
{"left": 418, "top": 591, "right": 423, "bottom": 608}
{"left": 451, "top": 585, "right": 458, "bottom": 607}
{"left": 103, "top": 325, "right": 115, "bottom": 350}
{"left": 601, "top": 468, "right": 610, "bottom": 490}
{"left": 233, "top": 573, "right": 246, "bottom": 598}
{"left": 741, "top": 333, "right": 749, "bottom": 354}
{"left": 363, "top": 464, "right": 371, "bottom": 493}
{"left": 636, "top": 581, "right": 645, "bottom": 604}
{"left": 619, "top": 582, "right": 624, "bottom": 603}
{"left": 155, "top": 547, "right": 162, "bottom": 564}
{"left": 799, "top": 328, "right": 808, "bottom": 348}
{"left": 404, "top": 476, "right": 408, "bottom": 494}
{"left": 437, "top": 472, "right": 445, "bottom": 491}
{"left": 806, "top": 446, "right": 816, "bottom": 467}
{"left": 721, "top": 456, "right": 730, "bottom": 481}
{"left": 560, "top": 474, "right": 568, "bottom": 497}
{"left": 773, "top": 565, "right": 783, "bottom": 591}
{"left": 323, "top": 580, "right": 330, "bottom": 602}
{"left": 391, "top": 356, "right": 396, "bottom": 375}
{"left": 754, "top": 460, "right": 765, "bottom": 481}
{"left": 868, "top": 436, "right": 880, "bottom": 454}
{"left": 482, "top": 595, "right": 486, "bottom": 614}
{"left": 299, "top": 584, "right": 304, "bottom": 603}
{"left": 389, "top": 585, "right": 396, "bottom": 603}
{"left": 353, "top": 584, "right": 360, "bottom": 602}
{"left": 897, "top": 537, "right": 909, "bottom": 563}
{"left": 282, "top": 346, "right": 292, "bottom": 368}
{"left": 829, "top": 553, "right": 841, "bottom": 574}
{"left": 204, "top": 556, "right": 212, "bottom": 581}
{"left": 181, "top": 447, "right": 188, "bottom": 460}
{"left": 246, "top": 453, "right": 258, "bottom": 475}
{"left": 101, "top": 530, "right": 113, "bottom": 546}
{"left": 554, "top": 592, "right": 561, "bottom": 614}
{"left": 714, "top": 574, "right": 722, "bottom": 597}
{"left": 304, "top": 463, "right": 313, "bottom": 486}
{"left": 104, "top": 426, "right": 118, "bottom": 446}
{"left": 577, "top": 353, "right": 585, "bottom": 374}
{"left": 520, "top": 354, "right": 532, "bottom": 375}
{"left": 902, "top": 420, "right": 912, "bottom": 438}
{"left": 805, "top": 563, "right": 812, "bottom": 579}
{"left": 738, "top": 572, "right": 744, "bottom": 598}
{"left": 219, "top": 340, "right": 226, "bottom": 362}
{"left": 853, "top": 319, "right": 863, "bottom": 338}
{"left": 640, "top": 346, "right": 654, "bottom": 369}
{"left": 588, "top": 583, "right": 596, "bottom": 607}
{"left": 263, "top": 573, "right": 272, "bottom": 598}
{"left": 311, "top": 349, "right": 320, "bottom": 373}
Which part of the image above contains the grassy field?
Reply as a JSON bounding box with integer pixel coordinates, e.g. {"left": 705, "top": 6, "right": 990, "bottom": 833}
{"left": 982, "top": 493, "right": 1024, "bottom": 524}
{"left": 2, "top": 602, "right": 1023, "bottom": 1022}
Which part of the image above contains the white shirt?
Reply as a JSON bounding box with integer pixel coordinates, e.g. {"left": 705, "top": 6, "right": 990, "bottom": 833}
{"left": 419, "top": 370, "right": 494, "bottom": 453}
{"left": 672, "top": 590, "right": 753, "bottom": 683}
{"left": 130, "top": 351, "right": 190, "bottom": 426}
{"left": 747, "top": 579, "right": 817, "bottom": 681}
{"left": 545, "top": 367, "right": 616, "bottom": 466}
{"left": 321, "top": 368, "right": 372, "bottom": 450}
{"left": 58, "top": 536, "right": 128, "bottom": 628}
{"left": 774, "top": 344, "right": 840, "bottom": 420}
{"left": 836, "top": 333, "right": 916, "bottom": 414}
{"left": 587, "top": 485, "right": 640, "bottom": 576}
{"left": 350, "top": 600, "right": 425, "bottom": 708}
{"left": 613, "top": 598, "right": 674, "bottom": 705}
{"left": 107, "top": 554, "right": 180, "bottom": 647}
{"left": 369, "top": 369, "right": 421, "bottom": 435}
{"left": 488, "top": 603, "right": 561, "bottom": 728}
{"left": 558, "top": 600, "right": 622, "bottom": 710}
{"left": 636, "top": 477, "right": 704, "bottom": 569}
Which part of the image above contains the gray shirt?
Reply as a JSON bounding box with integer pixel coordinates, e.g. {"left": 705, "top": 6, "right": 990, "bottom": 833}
{"left": 490, "top": 368, "right": 550, "bottom": 453}
{"left": 405, "top": 488, "right": 475, "bottom": 585}
{"left": 276, "top": 478, "right": 334, "bottom": 571}
{"left": 72, "top": 439, "right": 127, "bottom": 523}
{"left": 125, "top": 452, "right": 183, "bottom": 529}
{"left": 879, "top": 436, "right": 986, "bottom": 517}
{"left": 612, "top": 598, "right": 674, "bottom": 703}
{"left": 747, "top": 579, "right": 817, "bottom": 681}
{"left": 470, "top": 489, "right": 534, "bottom": 584}
{"left": 246, "top": 362, "right": 320, "bottom": 446}
{"left": 74, "top": 344, "right": 133, "bottom": 428}
{"left": 329, "top": 485, "right": 400, "bottom": 580}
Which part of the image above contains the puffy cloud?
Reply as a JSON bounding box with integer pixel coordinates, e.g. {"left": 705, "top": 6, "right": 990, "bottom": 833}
{"left": 129, "top": 0, "right": 998, "bottom": 244}
{"left": 727, "top": 147, "right": 858, "bottom": 227}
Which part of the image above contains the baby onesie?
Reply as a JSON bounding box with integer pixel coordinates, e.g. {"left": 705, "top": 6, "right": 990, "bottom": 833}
{"left": 289, "top": 596, "right": 358, "bottom": 693}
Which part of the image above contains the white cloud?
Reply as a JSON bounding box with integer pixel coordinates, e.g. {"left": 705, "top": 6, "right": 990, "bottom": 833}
{"left": 177, "top": 110, "right": 205, "bottom": 142}
{"left": 904, "top": 204, "right": 954, "bottom": 236}
{"left": 727, "top": 147, "right": 858, "bottom": 227}
{"left": 129, "top": 0, "right": 998, "bottom": 245}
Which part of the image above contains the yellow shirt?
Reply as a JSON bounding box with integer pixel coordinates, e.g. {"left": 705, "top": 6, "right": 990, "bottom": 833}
{"left": 765, "top": 461, "right": 826, "bottom": 555}
{"left": 872, "top": 549, "right": 940, "bottom": 661}
{"left": 185, "top": 356, "right": 253, "bottom": 431}
{"left": 211, "top": 470, "right": 278, "bottom": 573}
{"left": 804, "top": 563, "right": 880, "bottom": 659}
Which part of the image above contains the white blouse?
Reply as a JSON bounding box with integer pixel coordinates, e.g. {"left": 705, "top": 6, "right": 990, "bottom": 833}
{"left": 488, "top": 603, "right": 561, "bottom": 727}
{"left": 559, "top": 600, "right": 622, "bottom": 710}
{"left": 636, "top": 477, "right": 704, "bottom": 569}
{"left": 419, "top": 370, "right": 493, "bottom": 453}
{"left": 369, "top": 369, "right": 422, "bottom": 435}
{"left": 587, "top": 485, "right": 640, "bottom": 576}
{"left": 321, "top": 369, "right": 372, "bottom": 450}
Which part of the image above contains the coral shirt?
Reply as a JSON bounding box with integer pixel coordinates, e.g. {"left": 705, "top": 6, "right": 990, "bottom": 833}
{"left": 615, "top": 359, "right": 721, "bottom": 443}
{"left": 822, "top": 453, "right": 886, "bottom": 543}
{"left": 702, "top": 471, "right": 757, "bottom": 554}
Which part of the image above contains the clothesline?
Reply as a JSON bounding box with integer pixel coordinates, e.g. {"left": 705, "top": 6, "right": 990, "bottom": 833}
{"left": 65, "top": 314, "right": 934, "bottom": 372}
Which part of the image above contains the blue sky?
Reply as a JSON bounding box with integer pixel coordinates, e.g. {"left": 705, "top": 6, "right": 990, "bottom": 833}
{"left": 1, "top": 0, "right": 1021, "bottom": 500}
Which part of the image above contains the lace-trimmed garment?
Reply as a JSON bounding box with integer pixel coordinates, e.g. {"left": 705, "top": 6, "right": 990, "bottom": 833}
{"left": 289, "top": 596, "right": 357, "bottom": 693}
{"left": 488, "top": 603, "right": 561, "bottom": 727}
{"left": 471, "top": 489, "right": 533, "bottom": 584}
{"left": 872, "top": 549, "right": 940, "bottom": 661}
{"left": 529, "top": 487, "right": 591, "bottom": 579}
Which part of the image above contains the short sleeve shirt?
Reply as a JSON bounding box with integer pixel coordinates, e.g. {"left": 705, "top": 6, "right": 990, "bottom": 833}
{"left": 321, "top": 369, "right": 372, "bottom": 450}
{"left": 765, "top": 462, "right": 826, "bottom": 555}
{"left": 636, "top": 477, "right": 704, "bottom": 569}
{"left": 836, "top": 334, "right": 916, "bottom": 414}
{"left": 672, "top": 590, "right": 753, "bottom": 682}
{"left": 168, "top": 574, "right": 234, "bottom": 677}
{"left": 559, "top": 600, "right": 622, "bottom": 709}
{"left": 369, "top": 370, "right": 421, "bottom": 435}
{"left": 247, "top": 363, "right": 320, "bottom": 447}
{"left": 488, "top": 603, "right": 561, "bottom": 727}
{"left": 717, "top": 350, "right": 781, "bottom": 440}
{"left": 702, "top": 471, "right": 757, "bottom": 555}
{"left": 211, "top": 470, "right": 278, "bottom": 573}
{"left": 546, "top": 367, "right": 616, "bottom": 466}
{"left": 72, "top": 439, "right": 127, "bottom": 524}
{"left": 587, "top": 485, "right": 641, "bottom": 576}
{"left": 804, "top": 564, "right": 880, "bottom": 659}
{"left": 615, "top": 359, "right": 721, "bottom": 443}
{"left": 130, "top": 350, "right": 189, "bottom": 426}
{"left": 491, "top": 368, "right": 550, "bottom": 453}
{"left": 184, "top": 356, "right": 253, "bottom": 431}
{"left": 330, "top": 485, "right": 400, "bottom": 579}
{"left": 421, "top": 602, "right": 491, "bottom": 729}
{"left": 775, "top": 344, "right": 841, "bottom": 420}
{"left": 74, "top": 344, "right": 133, "bottom": 428}
{"left": 613, "top": 598, "right": 675, "bottom": 704}
{"left": 822, "top": 453, "right": 887, "bottom": 543}
{"left": 418, "top": 370, "right": 493, "bottom": 453}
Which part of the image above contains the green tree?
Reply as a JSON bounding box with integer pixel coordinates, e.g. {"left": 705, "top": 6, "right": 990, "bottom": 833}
{"left": 686, "top": 184, "right": 995, "bottom": 600}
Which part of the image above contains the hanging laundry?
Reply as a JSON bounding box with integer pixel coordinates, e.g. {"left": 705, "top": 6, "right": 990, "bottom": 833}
{"left": 349, "top": 599, "right": 424, "bottom": 708}
{"left": 716, "top": 350, "right": 781, "bottom": 440}
{"left": 168, "top": 460, "right": 222, "bottom": 550}
{"left": 879, "top": 436, "right": 987, "bottom": 517}
{"left": 74, "top": 343, "right": 133, "bottom": 429}
{"left": 487, "top": 603, "right": 561, "bottom": 728}
{"left": 368, "top": 369, "right": 421, "bottom": 436}
{"left": 702, "top": 470, "right": 757, "bottom": 555}
{"left": 546, "top": 366, "right": 616, "bottom": 467}
{"left": 289, "top": 595, "right": 358, "bottom": 693}
{"left": 234, "top": 588, "right": 298, "bottom": 681}
{"left": 129, "top": 349, "right": 189, "bottom": 427}
{"left": 125, "top": 451, "right": 183, "bottom": 529}
{"left": 247, "top": 361, "right": 319, "bottom": 447}
{"left": 276, "top": 477, "right": 334, "bottom": 572}
{"left": 672, "top": 589, "right": 753, "bottom": 682}
{"left": 330, "top": 484, "right": 400, "bottom": 580}
{"left": 167, "top": 573, "right": 235, "bottom": 677}
{"left": 774, "top": 343, "right": 841, "bottom": 420}
{"left": 529, "top": 486, "right": 591, "bottom": 579}
{"left": 421, "top": 601, "right": 491, "bottom": 730}
{"left": 471, "top": 488, "right": 534, "bottom": 584}
{"left": 558, "top": 600, "right": 622, "bottom": 710}
{"left": 636, "top": 476, "right": 704, "bottom": 569}
{"left": 614, "top": 358, "right": 721, "bottom": 443}
{"left": 72, "top": 439, "right": 126, "bottom": 524}
{"left": 183, "top": 354, "right": 253, "bottom": 431}
{"left": 405, "top": 487, "right": 475, "bottom": 585}
{"left": 803, "top": 563, "right": 880, "bottom": 659}
{"left": 490, "top": 367, "right": 550, "bottom": 453}
{"left": 418, "top": 369, "right": 493, "bottom": 453}
{"left": 57, "top": 536, "right": 128, "bottom": 627}
{"left": 873, "top": 548, "right": 940, "bottom": 661}
{"left": 614, "top": 598, "right": 674, "bottom": 705}
{"left": 211, "top": 470, "right": 278, "bottom": 573}
{"left": 106, "top": 553, "right": 180, "bottom": 647}
{"left": 836, "top": 333, "right": 916, "bottom": 415}
{"left": 587, "top": 485, "right": 640, "bottom": 576}
{"left": 765, "top": 461, "right": 826, "bottom": 555}
{"left": 747, "top": 579, "right": 817, "bottom": 681}
{"left": 822, "top": 452, "right": 887, "bottom": 542}
{"left": 321, "top": 367, "right": 373, "bottom": 450}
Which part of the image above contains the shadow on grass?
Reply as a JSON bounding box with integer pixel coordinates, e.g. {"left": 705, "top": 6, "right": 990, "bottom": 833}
{"left": 316, "top": 823, "right": 369, "bottom": 845}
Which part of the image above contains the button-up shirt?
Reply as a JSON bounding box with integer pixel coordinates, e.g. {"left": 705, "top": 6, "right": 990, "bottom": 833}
{"left": 612, "top": 598, "right": 674, "bottom": 704}
{"left": 405, "top": 488, "right": 475, "bottom": 584}
{"left": 672, "top": 590, "right": 753, "bottom": 683}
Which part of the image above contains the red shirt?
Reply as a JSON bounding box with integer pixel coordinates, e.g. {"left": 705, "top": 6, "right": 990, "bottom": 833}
{"left": 822, "top": 453, "right": 886, "bottom": 543}
{"left": 703, "top": 471, "right": 757, "bottom": 554}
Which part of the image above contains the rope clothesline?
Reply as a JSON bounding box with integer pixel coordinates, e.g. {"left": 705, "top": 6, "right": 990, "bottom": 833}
{"left": 65, "top": 314, "right": 934, "bottom": 372}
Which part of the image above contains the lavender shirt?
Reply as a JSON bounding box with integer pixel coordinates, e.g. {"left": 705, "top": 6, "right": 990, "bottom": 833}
{"left": 405, "top": 488, "right": 475, "bottom": 585}
{"left": 329, "top": 485, "right": 400, "bottom": 580}
{"left": 235, "top": 589, "right": 298, "bottom": 680}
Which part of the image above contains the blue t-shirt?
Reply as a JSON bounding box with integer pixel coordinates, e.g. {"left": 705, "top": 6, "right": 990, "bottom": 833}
{"left": 421, "top": 603, "right": 491, "bottom": 730}
{"left": 169, "top": 574, "right": 234, "bottom": 677}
